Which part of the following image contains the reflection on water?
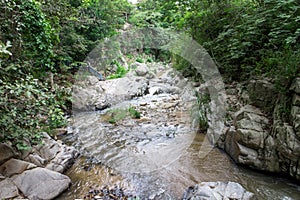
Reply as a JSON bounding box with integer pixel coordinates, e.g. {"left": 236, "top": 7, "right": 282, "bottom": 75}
{"left": 59, "top": 131, "right": 300, "bottom": 200}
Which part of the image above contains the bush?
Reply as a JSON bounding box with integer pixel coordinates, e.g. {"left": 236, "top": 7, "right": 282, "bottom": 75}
{"left": 0, "top": 74, "right": 68, "bottom": 150}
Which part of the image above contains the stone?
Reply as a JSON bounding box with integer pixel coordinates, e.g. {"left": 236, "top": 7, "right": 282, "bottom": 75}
{"left": 38, "top": 137, "right": 61, "bottom": 161}
{"left": 29, "top": 133, "right": 79, "bottom": 173}
{"left": 46, "top": 145, "right": 79, "bottom": 173}
{"left": 234, "top": 105, "right": 268, "bottom": 123}
{"left": 0, "top": 143, "right": 16, "bottom": 165}
{"left": 264, "top": 136, "right": 280, "bottom": 172}
{"left": 225, "top": 126, "right": 240, "bottom": 163}
{"left": 95, "top": 99, "right": 111, "bottom": 111}
{"left": 291, "top": 106, "right": 300, "bottom": 119}
{"left": 54, "top": 128, "right": 67, "bottom": 137}
{"left": 290, "top": 77, "right": 300, "bottom": 94}
{"left": 292, "top": 94, "right": 300, "bottom": 106}
{"left": 149, "top": 87, "right": 162, "bottom": 95}
{"left": 183, "top": 182, "right": 255, "bottom": 200}
{"left": 237, "top": 143, "right": 262, "bottom": 168}
{"left": 222, "top": 78, "right": 300, "bottom": 181}
{"left": 25, "top": 153, "right": 46, "bottom": 167}
{"left": 236, "top": 129, "right": 266, "bottom": 149}
{"left": 274, "top": 123, "right": 300, "bottom": 160}
{"left": 12, "top": 167, "right": 71, "bottom": 200}
{"left": 224, "top": 105, "right": 271, "bottom": 171}
{"left": 134, "top": 62, "right": 149, "bottom": 76}
{"left": 0, "top": 179, "right": 19, "bottom": 199}
{"left": 247, "top": 79, "right": 276, "bottom": 113}
{"left": 0, "top": 159, "right": 36, "bottom": 177}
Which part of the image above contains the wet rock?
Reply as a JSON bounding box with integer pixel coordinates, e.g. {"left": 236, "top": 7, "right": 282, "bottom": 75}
{"left": 0, "top": 143, "right": 16, "bottom": 165}
{"left": 183, "top": 182, "right": 255, "bottom": 200}
{"left": 0, "top": 159, "right": 36, "bottom": 177}
{"left": 0, "top": 179, "right": 19, "bottom": 199}
{"left": 12, "top": 167, "right": 70, "bottom": 200}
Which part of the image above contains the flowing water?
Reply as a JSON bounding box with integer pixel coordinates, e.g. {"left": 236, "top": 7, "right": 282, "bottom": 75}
{"left": 58, "top": 99, "right": 300, "bottom": 199}
{"left": 58, "top": 63, "right": 300, "bottom": 199}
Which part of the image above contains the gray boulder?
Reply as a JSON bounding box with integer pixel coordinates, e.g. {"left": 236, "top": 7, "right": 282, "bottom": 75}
{"left": 12, "top": 167, "right": 71, "bottom": 200}
{"left": 0, "top": 179, "right": 19, "bottom": 199}
{"left": 134, "top": 62, "right": 149, "bottom": 76}
{"left": 73, "top": 76, "right": 149, "bottom": 112}
{"left": 183, "top": 182, "right": 255, "bottom": 200}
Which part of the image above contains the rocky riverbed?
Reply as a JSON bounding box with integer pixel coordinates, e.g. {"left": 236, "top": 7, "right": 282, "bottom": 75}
{"left": 1, "top": 60, "right": 299, "bottom": 199}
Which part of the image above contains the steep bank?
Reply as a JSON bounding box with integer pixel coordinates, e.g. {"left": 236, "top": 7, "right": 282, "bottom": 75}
{"left": 218, "top": 77, "right": 300, "bottom": 181}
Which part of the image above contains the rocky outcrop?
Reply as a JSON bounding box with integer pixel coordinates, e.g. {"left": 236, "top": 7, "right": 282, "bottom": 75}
{"left": 182, "top": 182, "right": 255, "bottom": 200}
{"left": 0, "top": 133, "right": 78, "bottom": 199}
{"left": 73, "top": 75, "right": 149, "bottom": 112}
{"left": 222, "top": 77, "right": 300, "bottom": 181}
{"left": 224, "top": 105, "right": 278, "bottom": 172}
{"left": 23, "top": 133, "right": 79, "bottom": 173}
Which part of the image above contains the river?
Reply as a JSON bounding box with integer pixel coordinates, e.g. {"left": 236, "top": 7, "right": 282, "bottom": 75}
{"left": 58, "top": 63, "right": 300, "bottom": 199}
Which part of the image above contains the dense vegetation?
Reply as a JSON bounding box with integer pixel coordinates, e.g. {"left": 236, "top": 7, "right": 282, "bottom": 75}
{"left": 1, "top": 0, "right": 299, "bottom": 150}
{"left": 0, "top": 0, "right": 131, "bottom": 150}
{"left": 131, "top": 0, "right": 299, "bottom": 85}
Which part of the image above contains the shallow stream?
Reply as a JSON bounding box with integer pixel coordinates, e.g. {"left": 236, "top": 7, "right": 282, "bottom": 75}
{"left": 58, "top": 95, "right": 300, "bottom": 200}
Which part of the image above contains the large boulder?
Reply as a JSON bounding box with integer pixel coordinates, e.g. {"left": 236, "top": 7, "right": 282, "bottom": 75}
{"left": 224, "top": 105, "right": 271, "bottom": 170}
{"left": 273, "top": 121, "right": 300, "bottom": 180}
{"left": 12, "top": 167, "right": 71, "bottom": 200}
{"left": 182, "top": 182, "right": 255, "bottom": 200}
{"left": 73, "top": 75, "right": 149, "bottom": 112}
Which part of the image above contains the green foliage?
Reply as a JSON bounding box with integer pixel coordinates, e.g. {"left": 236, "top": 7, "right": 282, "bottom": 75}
{"left": 107, "top": 61, "right": 128, "bottom": 79}
{"left": 0, "top": 75, "right": 68, "bottom": 150}
{"left": 194, "top": 92, "right": 210, "bottom": 132}
{"left": 0, "top": 0, "right": 56, "bottom": 70}
{"left": 144, "top": 0, "right": 299, "bottom": 84}
{"left": 0, "top": 0, "right": 133, "bottom": 150}
{"left": 129, "top": 107, "right": 141, "bottom": 119}
{"left": 104, "top": 106, "right": 141, "bottom": 124}
{"left": 136, "top": 57, "right": 144, "bottom": 63}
